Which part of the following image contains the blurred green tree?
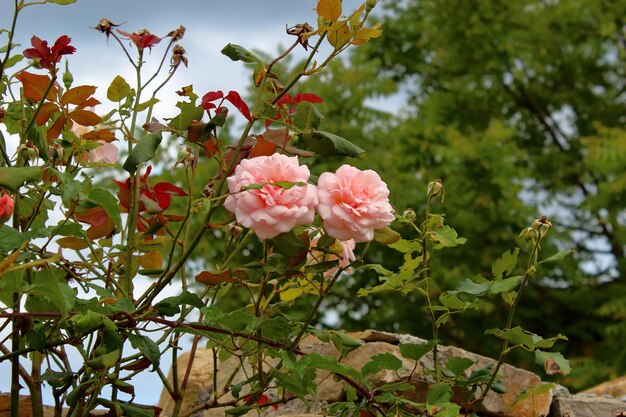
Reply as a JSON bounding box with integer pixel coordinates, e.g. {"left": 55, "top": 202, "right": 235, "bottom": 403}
{"left": 290, "top": 0, "right": 626, "bottom": 390}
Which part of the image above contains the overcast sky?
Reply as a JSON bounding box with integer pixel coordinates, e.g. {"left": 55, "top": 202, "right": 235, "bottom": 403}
{"left": 0, "top": 0, "right": 394, "bottom": 407}
{"left": 2, "top": 0, "right": 373, "bottom": 121}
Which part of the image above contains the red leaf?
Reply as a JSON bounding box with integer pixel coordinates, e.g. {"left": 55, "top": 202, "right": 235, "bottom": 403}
{"left": 15, "top": 71, "right": 58, "bottom": 102}
{"left": 46, "top": 115, "right": 65, "bottom": 142}
{"left": 82, "top": 129, "right": 116, "bottom": 142}
{"left": 75, "top": 206, "right": 109, "bottom": 226}
{"left": 201, "top": 90, "right": 223, "bottom": 104}
{"left": 154, "top": 182, "right": 187, "bottom": 196}
{"left": 61, "top": 85, "right": 97, "bottom": 106}
{"left": 250, "top": 136, "right": 277, "bottom": 158}
{"left": 35, "top": 102, "right": 59, "bottom": 126}
{"left": 225, "top": 91, "right": 251, "bottom": 121}
{"left": 293, "top": 93, "right": 324, "bottom": 104}
{"left": 68, "top": 109, "right": 101, "bottom": 126}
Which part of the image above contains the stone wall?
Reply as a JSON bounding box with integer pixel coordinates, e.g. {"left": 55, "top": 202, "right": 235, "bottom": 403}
{"left": 157, "top": 330, "right": 626, "bottom": 417}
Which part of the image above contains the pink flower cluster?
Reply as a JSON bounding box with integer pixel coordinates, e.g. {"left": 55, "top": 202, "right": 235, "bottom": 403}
{"left": 0, "top": 193, "right": 14, "bottom": 223}
{"left": 224, "top": 154, "right": 394, "bottom": 242}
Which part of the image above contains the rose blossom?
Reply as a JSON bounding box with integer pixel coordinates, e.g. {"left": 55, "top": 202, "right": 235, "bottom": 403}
{"left": 317, "top": 165, "right": 395, "bottom": 242}
{"left": 88, "top": 141, "right": 119, "bottom": 164}
{"left": 224, "top": 154, "right": 318, "bottom": 239}
{"left": 0, "top": 193, "right": 14, "bottom": 223}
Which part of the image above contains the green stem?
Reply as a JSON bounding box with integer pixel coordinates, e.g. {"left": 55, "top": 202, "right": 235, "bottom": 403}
{"left": 10, "top": 293, "right": 20, "bottom": 417}
{"left": 22, "top": 74, "right": 57, "bottom": 142}
{"left": 123, "top": 50, "right": 145, "bottom": 297}
{"left": 471, "top": 234, "right": 543, "bottom": 411}
{"left": 0, "top": 0, "right": 20, "bottom": 82}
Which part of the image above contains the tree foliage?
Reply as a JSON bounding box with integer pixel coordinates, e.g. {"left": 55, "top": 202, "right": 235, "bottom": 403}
{"left": 292, "top": 0, "right": 626, "bottom": 389}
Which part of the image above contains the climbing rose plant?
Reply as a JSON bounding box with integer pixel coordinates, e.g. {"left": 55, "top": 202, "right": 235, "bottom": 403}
{"left": 0, "top": 1, "right": 574, "bottom": 416}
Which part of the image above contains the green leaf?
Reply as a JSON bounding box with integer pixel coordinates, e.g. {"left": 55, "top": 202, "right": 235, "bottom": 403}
{"left": 399, "top": 339, "right": 437, "bottom": 361}
{"left": 453, "top": 278, "right": 490, "bottom": 296}
{"left": 128, "top": 333, "right": 161, "bottom": 370}
{"left": 485, "top": 326, "right": 567, "bottom": 351}
{"left": 85, "top": 349, "right": 120, "bottom": 370}
{"left": 70, "top": 310, "right": 116, "bottom": 333}
{"left": 225, "top": 405, "right": 253, "bottom": 417}
{"left": 3, "top": 54, "right": 23, "bottom": 70}
{"left": 445, "top": 357, "right": 474, "bottom": 376}
{"left": 28, "top": 268, "right": 75, "bottom": 314}
{"left": 271, "top": 231, "right": 307, "bottom": 257}
{"left": 88, "top": 187, "right": 122, "bottom": 231}
{"left": 307, "top": 352, "right": 363, "bottom": 380}
{"left": 374, "top": 226, "right": 401, "bottom": 245}
{"left": 123, "top": 131, "right": 162, "bottom": 174}
{"left": 492, "top": 248, "right": 519, "bottom": 280}
{"left": 538, "top": 249, "right": 575, "bottom": 265}
{"left": 512, "top": 382, "right": 555, "bottom": 406}
{"left": 488, "top": 276, "right": 522, "bottom": 295}
{"left": 41, "top": 369, "right": 73, "bottom": 388}
{"left": 55, "top": 170, "right": 86, "bottom": 205}
{"left": 258, "top": 316, "right": 292, "bottom": 341}
{"left": 0, "top": 226, "right": 25, "bottom": 253}
{"left": 156, "top": 291, "right": 204, "bottom": 316}
{"left": 168, "top": 102, "right": 204, "bottom": 131}
{"left": 118, "top": 402, "right": 158, "bottom": 417}
{"left": 135, "top": 97, "right": 159, "bottom": 112}
{"left": 221, "top": 43, "right": 262, "bottom": 63}
{"left": 426, "top": 383, "right": 451, "bottom": 406}
{"left": 301, "top": 130, "right": 365, "bottom": 157}
{"left": 361, "top": 353, "right": 403, "bottom": 376}
{"left": 329, "top": 331, "right": 362, "bottom": 356}
{"left": 292, "top": 102, "right": 324, "bottom": 132}
{"left": 107, "top": 75, "right": 131, "bottom": 102}
{"left": 0, "top": 166, "right": 43, "bottom": 192}
{"left": 46, "top": 0, "right": 77, "bottom": 4}
{"left": 429, "top": 226, "right": 467, "bottom": 249}
{"left": 535, "top": 350, "right": 571, "bottom": 376}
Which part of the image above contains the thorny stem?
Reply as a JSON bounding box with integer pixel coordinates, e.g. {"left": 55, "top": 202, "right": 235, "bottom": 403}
{"left": 469, "top": 232, "right": 544, "bottom": 413}
{"left": 420, "top": 199, "right": 440, "bottom": 382}
{"left": 0, "top": 0, "right": 20, "bottom": 83}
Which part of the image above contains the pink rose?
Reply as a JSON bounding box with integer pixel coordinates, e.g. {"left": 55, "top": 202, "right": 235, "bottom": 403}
{"left": 309, "top": 234, "right": 356, "bottom": 277}
{"left": 224, "top": 154, "right": 318, "bottom": 239}
{"left": 89, "top": 140, "right": 119, "bottom": 164}
{"left": 317, "top": 165, "right": 394, "bottom": 242}
{"left": 0, "top": 193, "right": 14, "bottom": 223}
{"left": 88, "top": 141, "right": 119, "bottom": 164}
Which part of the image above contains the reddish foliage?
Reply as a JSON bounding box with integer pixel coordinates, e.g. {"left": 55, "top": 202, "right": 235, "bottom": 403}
{"left": 243, "top": 394, "right": 278, "bottom": 410}
{"left": 113, "top": 166, "right": 186, "bottom": 214}
{"left": 201, "top": 89, "right": 251, "bottom": 121}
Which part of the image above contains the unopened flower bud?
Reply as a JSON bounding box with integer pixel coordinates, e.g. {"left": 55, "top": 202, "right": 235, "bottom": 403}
{"left": 366, "top": 0, "right": 379, "bottom": 12}
{"left": 167, "top": 25, "right": 186, "bottom": 41}
{"left": 0, "top": 191, "right": 14, "bottom": 223}
{"left": 62, "top": 61, "right": 73, "bottom": 89}
{"left": 427, "top": 178, "right": 444, "bottom": 203}
{"left": 402, "top": 208, "right": 417, "bottom": 222}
